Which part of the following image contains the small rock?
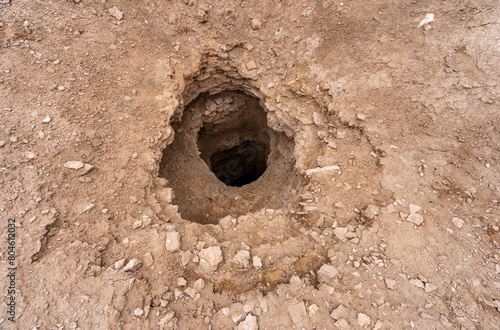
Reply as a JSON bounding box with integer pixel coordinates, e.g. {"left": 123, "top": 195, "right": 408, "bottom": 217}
{"left": 144, "top": 252, "right": 154, "bottom": 267}
{"left": 409, "top": 204, "right": 422, "bottom": 214}
{"left": 385, "top": 278, "right": 396, "bottom": 290}
{"left": 165, "top": 231, "right": 181, "bottom": 252}
{"left": 253, "top": 256, "right": 262, "bottom": 269}
{"left": 198, "top": 246, "right": 223, "bottom": 273}
{"left": 233, "top": 250, "right": 251, "bottom": 268}
{"left": 42, "top": 115, "right": 51, "bottom": 123}
{"left": 317, "top": 264, "right": 339, "bottom": 282}
{"left": 424, "top": 283, "right": 437, "bottom": 293}
{"left": 452, "top": 217, "right": 464, "bottom": 229}
{"left": 124, "top": 258, "right": 142, "bottom": 272}
{"left": 410, "top": 279, "right": 424, "bottom": 288}
{"left": 114, "top": 258, "right": 126, "bottom": 269}
{"left": 288, "top": 301, "right": 306, "bottom": 323}
{"left": 109, "top": 6, "right": 123, "bottom": 20}
{"left": 357, "top": 313, "right": 371, "bottom": 327}
{"left": 193, "top": 278, "right": 205, "bottom": 291}
{"left": 219, "top": 215, "right": 235, "bottom": 229}
{"left": 407, "top": 213, "right": 424, "bottom": 226}
{"left": 64, "top": 160, "right": 85, "bottom": 170}
{"left": 177, "top": 277, "right": 187, "bottom": 287}
{"left": 57, "top": 85, "right": 66, "bottom": 91}
{"left": 0, "top": 141, "right": 5, "bottom": 147}
{"left": 134, "top": 308, "right": 144, "bottom": 317}
{"left": 373, "top": 320, "right": 384, "bottom": 330}
{"left": 184, "top": 287, "right": 197, "bottom": 298}
{"left": 237, "top": 314, "right": 258, "bottom": 330}
{"left": 181, "top": 250, "right": 192, "bottom": 267}
{"left": 334, "top": 319, "right": 350, "bottom": 330}
{"left": 333, "top": 227, "right": 348, "bottom": 241}
{"left": 132, "top": 220, "right": 142, "bottom": 229}
{"left": 308, "top": 303, "right": 319, "bottom": 316}
{"left": 362, "top": 204, "right": 379, "bottom": 220}
{"left": 251, "top": 18, "right": 262, "bottom": 30}
{"left": 330, "top": 304, "right": 348, "bottom": 320}
{"left": 246, "top": 60, "right": 257, "bottom": 70}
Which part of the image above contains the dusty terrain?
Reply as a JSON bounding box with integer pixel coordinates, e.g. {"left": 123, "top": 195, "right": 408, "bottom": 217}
{"left": 1, "top": 0, "right": 500, "bottom": 329}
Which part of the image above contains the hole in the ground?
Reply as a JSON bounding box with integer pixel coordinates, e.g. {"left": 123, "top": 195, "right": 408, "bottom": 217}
{"left": 209, "top": 140, "right": 268, "bottom": 187}
{"left": 159, "top": 79, "right": 302, "bottom": 224}
{"left": 196, "top": 91, "right": 271, "bottom": 187}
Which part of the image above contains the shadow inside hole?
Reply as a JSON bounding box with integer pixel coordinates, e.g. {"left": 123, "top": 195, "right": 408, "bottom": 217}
{"left": 210, "top": 140, "right": 267, "bottom": 187}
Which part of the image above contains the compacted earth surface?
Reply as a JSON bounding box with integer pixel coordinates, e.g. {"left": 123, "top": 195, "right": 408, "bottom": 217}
{"left": 1, "top": 0, "right": 500, "bottom": 329}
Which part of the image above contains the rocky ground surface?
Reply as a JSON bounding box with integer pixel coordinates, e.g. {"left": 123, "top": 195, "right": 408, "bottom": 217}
{"left": 1, "top": 0, "right": 500, "bottom": 329}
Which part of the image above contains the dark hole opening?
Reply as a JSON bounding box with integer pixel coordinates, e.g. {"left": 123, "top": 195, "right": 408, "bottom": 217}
{"left": 210, "top": 140, "right": 267, "bottom": 187}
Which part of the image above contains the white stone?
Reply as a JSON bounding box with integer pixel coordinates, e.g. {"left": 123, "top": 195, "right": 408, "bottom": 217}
{"left": 410, "top": 279, "right": 424, "bottom": 288}
{"left": 385, "top": 278, "right": 396, "bottom": 290}
{"left": 253, "top": 256, "right": 262, "bottom": 269}
{"left": 123, "top": 258, "right": 142, "bottom": 272}
{"left": 64, "top": 160, "right": 85, "bottom": 170}
{"left": 424, "top": 283, "right": 438, "bottom": 293}
{"left": 318, "top": 264, "right": 339, "bottom": 282}
{"left": 330, "top": 304, "right": 348, "bottom": 320}
{"left": 308, "top": 303, "right": 319, "bottom": 316}
{"left": 407, "top": 213, "right": 424, "bottom": 226}
{"left": 246, "top": 60, "right": 257, "bottom": 70}
{"left": 452, "top": 217, "right": 464, "bottom": 228}
{"left": 184, "top": 287, "right": 197, "bottom": 298}
{"left": 409, "top": 204, "right": 422, "bottom": 214}
{"left": 132, "top": 220, "right": 142, "bottom": 229}
{"left": 251, "top": 18, "right": 262, "bottom": 30}
{"left": 114, "top": 258, "right": 126, "bottom": 269}
{"left": 237, "top": 314, "right": 258, "bottom": 330}
{"left": 109, "top": 6, "right": 124, "bottom": 20}
{"left": 333, "top": 227, "right": 348, "bottom": 241}
{"left": 144, "top": 252, "right": 154, "bottom": 267}
{"left": 219, "top": 215, "right": 235, "bottom": 230}
{"left": 233, "top": 250, "right": 251, "bottom": 268}
{"left": 357, "top": 313, "right": 371, "bottom": 327}
{"left": 288, "top": 301, "right": 306, "bottom": 323}
{"left": 334, "top": 319, "right": 350, "bottom": 329}
{"left": 134, "top": 308, "right": 144, "bottom": 317}
{"left": 165, "top": 231, "right": 180, "bottom": 252}
{"left": 177, "top": 277, "right": 187, "bottom": 287}
{"left": 198, "top": 246, "right": 223, "bottom": 273}
{"left": 193, "top": 278, "right": 205, "bottom": 291}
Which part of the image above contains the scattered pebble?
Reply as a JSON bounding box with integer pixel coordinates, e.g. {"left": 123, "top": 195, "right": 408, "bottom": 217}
{"left": 237, "top": 314, "right": 258, "bottom": 330}
{"left": 193, "top": 278, "right": 205, "bottom": 291}
{"left": 410, "top": 279, "right": 425, "bottom": 288}
{"left": 0, "top": 141, "right": 5, "bottom": 147}
{"left": 452, "top": 217, "right": 464, "bottom": 229}
{"left": 424, "top": 283, "right": 438, "bottom": 293}
{"left": 330, "top": 304, "right": 348, "bottom": 320}
{"left": 64, "top": 160, "right": 85, "bottom": 170}
{"left": 233, "top": 250, "right": 251, "bottom": 268}
{"left": 385, "top": 278, "right": 396, "bottom": 290}
{"left": 407, "top": 213, "right": 424, "bottom": 226}
{"left": 124, "top": 258, "right": 142, "bottom": 272}
{"left": 165, "top": 231, "right": 181, "bottom": 252}
{"left": 252, "top": 256, "right": 262, "bottom": 269}
{"left": 246, "top": 60, "right": 257, "bottom": 70}
{"left": 198, "top": 246, "right": 223, "bottom": 273}
{"left": 251, "top": 18, "right": 262, "bottom": 30}
{"left": 317, "top": 264, "right": 339, "bottom": 282}
{"left": 358, "top": 313, "right": 371, "bottom": 327}
{"left": 134, "top": 308, "right": 144, "bottom": 317}
{"left": 288, "top": 301, "right": 306, "bottom": 323}
{"left": 109, "top": 6, "right": 124, "bottom": 20}
{"left": 42, "top": 115, "right": 51, "bottom": 123}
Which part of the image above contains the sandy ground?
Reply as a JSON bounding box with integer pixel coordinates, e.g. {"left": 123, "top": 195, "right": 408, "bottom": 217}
{"left": 1, "top": 0, "right": 500, "bottom": 329}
